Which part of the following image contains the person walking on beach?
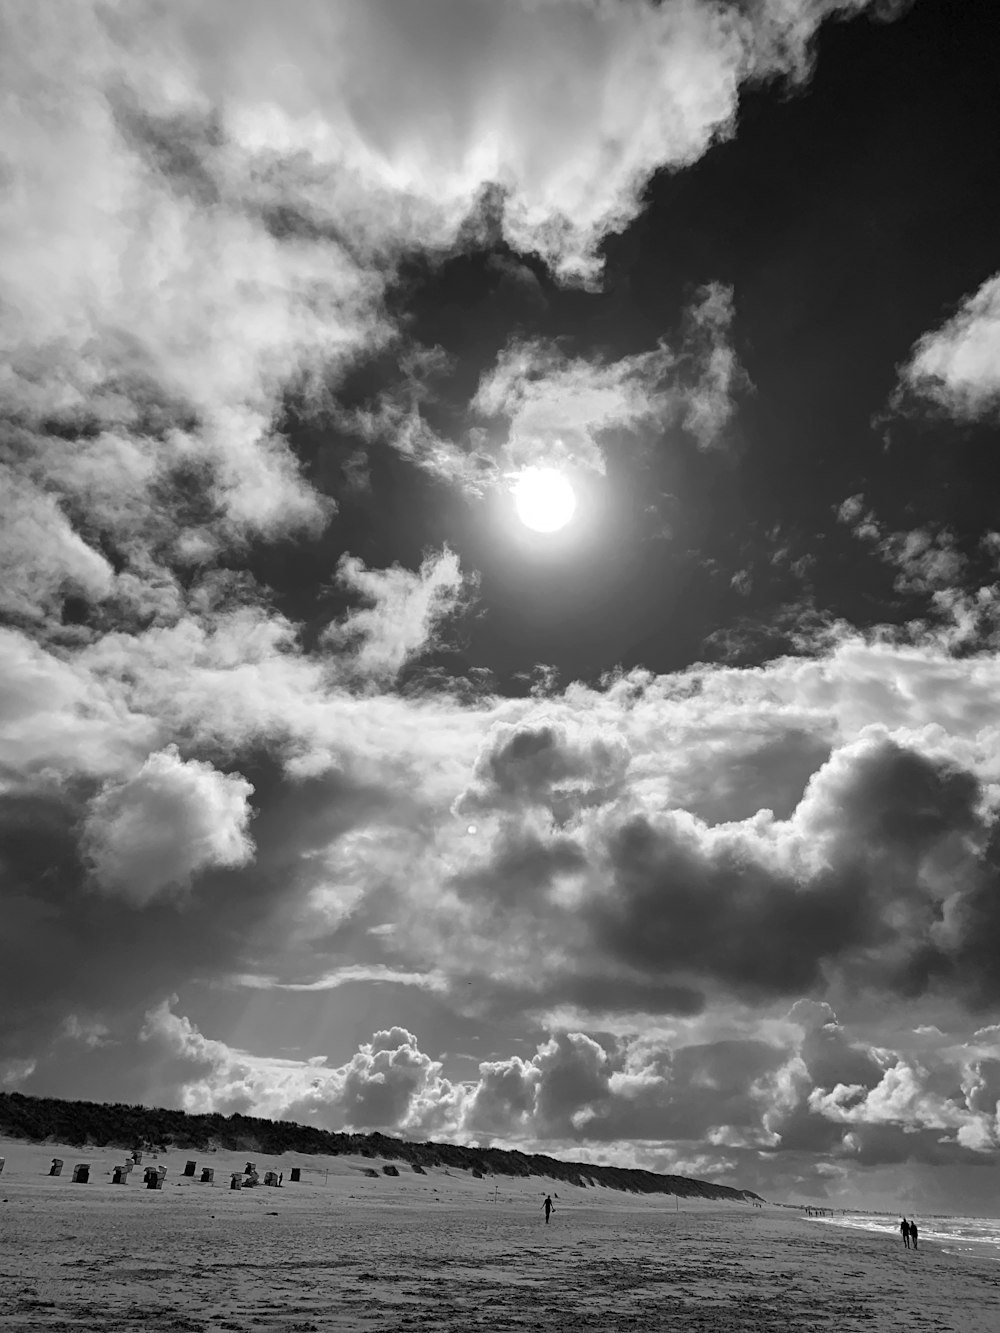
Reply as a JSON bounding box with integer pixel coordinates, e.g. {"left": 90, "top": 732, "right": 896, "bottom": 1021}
{"left": 910, "top": 1221, "right": 918, "bottom": 1251}
{"left": 543, "top": 1195, "right": 554, "bottom": 1224}
{"left": 900, "top": 1219, "right": 911, "bottom": 1249}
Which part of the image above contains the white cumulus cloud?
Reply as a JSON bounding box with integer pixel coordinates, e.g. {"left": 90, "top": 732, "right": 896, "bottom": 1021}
{"left": 897, "top": 273, "right": 1000, "bottom": 420}
{"left": 83, "top": 745, "right": 255, "bottom": 905}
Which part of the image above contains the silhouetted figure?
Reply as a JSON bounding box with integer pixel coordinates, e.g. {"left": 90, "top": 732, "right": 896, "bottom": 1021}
{"left": 543, "top": 1195, "right": 554, "bottom": 1224}
{"left": 278, "top": 1172, "right": 283, "bottom": 1186}
{"left": 900, "top": 1219, "right": 911, "bottom": 1248}
{"left": 911, "top": 1222, "right": 919, "bottom": 1250}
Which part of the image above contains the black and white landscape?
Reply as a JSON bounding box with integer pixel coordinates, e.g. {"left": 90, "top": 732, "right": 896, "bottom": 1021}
{"left": 3, "top": 0, "right": 1000, "bottom": 1217}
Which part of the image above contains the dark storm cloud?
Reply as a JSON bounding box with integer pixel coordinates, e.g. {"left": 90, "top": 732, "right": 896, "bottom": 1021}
{"left": 756, "top": 1001, "right": 884, "bottom": 1156}
{"left": 588, "top": 737, "right": 994, "bottom": 1001}
{"left": 594, "top": 812, "right": 861, "bottom": 994}
{"left": 454, "top": 828, "right": 588, "bottom": 911}
{"left": 897, "top": 826, "right": 1000, "bottom": 1011}
{"left": 791, "top": 1000, "right": 885, "bottom": 1092}
{"left": 441, "top": 732, "right": 999, "bottom": 1014}
{"left": 456, "top": 717, "right": 630, "bottom": 817}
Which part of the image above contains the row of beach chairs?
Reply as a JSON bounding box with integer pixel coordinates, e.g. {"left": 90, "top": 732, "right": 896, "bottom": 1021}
{"left": 48, "top": 1158, "right": 169, "bottom": 1187}
{"left": 45, "top": 1156, "right": 302, "bottom": 1188}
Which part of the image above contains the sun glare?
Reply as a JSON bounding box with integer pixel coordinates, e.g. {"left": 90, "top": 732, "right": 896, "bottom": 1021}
{"left": 512, "top": 467, "right": 577, "bottom": 533}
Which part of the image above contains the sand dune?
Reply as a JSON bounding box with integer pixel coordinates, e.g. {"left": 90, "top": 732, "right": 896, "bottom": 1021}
{"left": 2, "top": 1138, "right": 997, "bottom": 1331}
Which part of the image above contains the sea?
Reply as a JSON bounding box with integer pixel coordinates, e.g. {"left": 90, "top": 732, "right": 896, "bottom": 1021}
{"left": 806, "top": 1211, "right": 1000, "bottom": 1261}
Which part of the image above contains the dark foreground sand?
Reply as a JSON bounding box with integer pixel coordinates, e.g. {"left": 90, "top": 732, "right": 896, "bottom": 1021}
{"left": 3, "top": 1140, "right": 999, "bottom": 1332}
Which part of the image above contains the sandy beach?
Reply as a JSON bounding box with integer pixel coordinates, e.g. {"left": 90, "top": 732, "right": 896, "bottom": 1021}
{"left": 2, "top": 1139, "right": 998, "bottom": 1332}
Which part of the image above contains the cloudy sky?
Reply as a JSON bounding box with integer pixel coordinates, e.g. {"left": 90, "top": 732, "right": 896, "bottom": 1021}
{"left": 3, "top": 0, "right": 1000, "bottom": 1213}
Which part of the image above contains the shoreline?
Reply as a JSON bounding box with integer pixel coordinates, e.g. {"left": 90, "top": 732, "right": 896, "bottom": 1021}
{"left": 802, "top": 1211, "right": 1000, "bottom": 1266}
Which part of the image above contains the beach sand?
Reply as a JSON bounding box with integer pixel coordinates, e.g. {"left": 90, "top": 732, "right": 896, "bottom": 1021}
{"left": 2, "top": 1138, "right": 998, "bottom": 1331}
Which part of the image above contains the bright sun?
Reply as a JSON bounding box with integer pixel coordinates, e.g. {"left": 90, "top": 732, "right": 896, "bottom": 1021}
{"left": 512, "top": 467, "right": 577, "bottom": 533}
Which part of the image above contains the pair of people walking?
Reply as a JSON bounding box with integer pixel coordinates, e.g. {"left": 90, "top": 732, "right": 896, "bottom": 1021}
{"left": 900, "top": 1218, "right": 919, "bottom": 1249}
